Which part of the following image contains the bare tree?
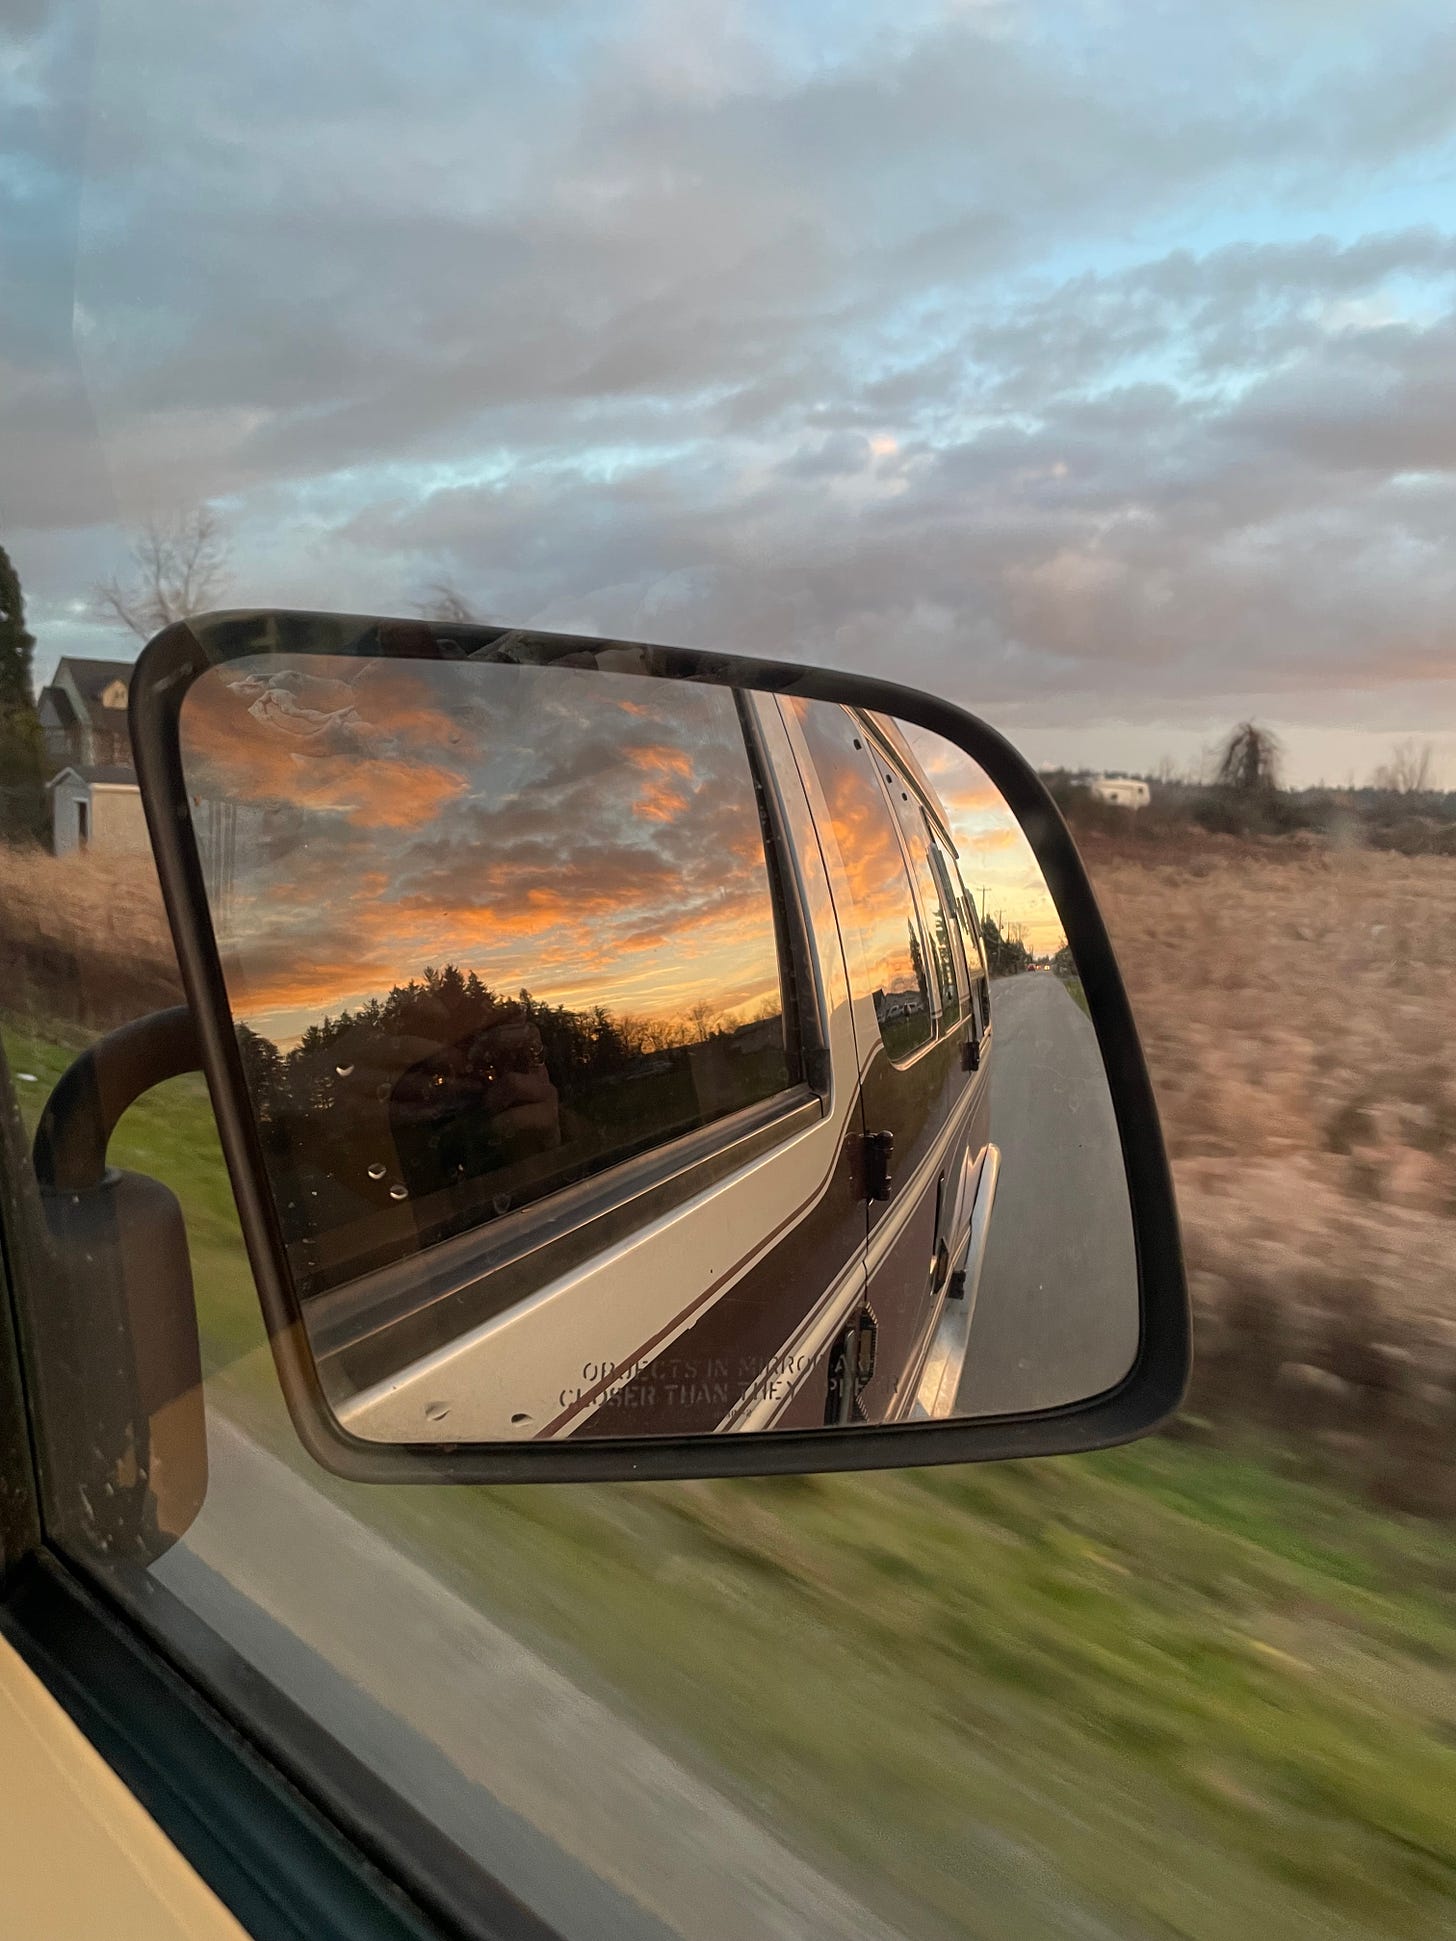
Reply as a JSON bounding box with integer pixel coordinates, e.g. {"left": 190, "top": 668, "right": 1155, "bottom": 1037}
{"left": 1371, "top": 739, "right": 1436, "bottom": 795}
{"left": 686, "top": 998, "right": 718, "bottom": 1043}
{"left": 413, "top": 582, "right": 479, "bottom": 625}
{"left": 96, "top": 507, "right": 231, "bottom": 638}
{"left": 1214, "top": 721, "right": 1282, "bottom": 795}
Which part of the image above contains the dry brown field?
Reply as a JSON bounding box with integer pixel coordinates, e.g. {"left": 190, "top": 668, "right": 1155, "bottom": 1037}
{"left": 3, "top": 828, "right": 1453, "bottom": 1493}
{"left": 1085, "top": 830, "right": 1456, "bottom": 1499}
{"left": 0, "top": 840, "right": 180, "bottom": 1029}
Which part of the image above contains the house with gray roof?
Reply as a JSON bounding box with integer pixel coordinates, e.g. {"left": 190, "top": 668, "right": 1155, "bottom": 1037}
{"left": 38, "top": 656, "right": 135, "bottom": 772}
{"left": 38, "top": 657, "right": 144, "bottom": 853}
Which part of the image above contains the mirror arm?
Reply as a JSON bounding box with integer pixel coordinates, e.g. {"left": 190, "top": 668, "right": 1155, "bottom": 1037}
{"left": 33, "top": 1006, "right": 201, "bottom": 1192}
{"left": 28, "top": 1005, "right": 207, "bottom": 1566}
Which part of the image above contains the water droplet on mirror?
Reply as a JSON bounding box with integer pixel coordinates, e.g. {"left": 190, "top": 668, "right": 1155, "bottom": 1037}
{"left": 367, "top": 1162, "right": 386, "bottom": 1180}
{"left": 335, "top": 1062, "right": 354, "bottom": 1077}
{"left": 388, "top": 1182, "right": 409, "bottom": 1200}
{"left": 376, "top": 1082, "right": 391, "bottom": 1100}
{"left": 510, "top": 1412, "right": 531, "bottom": 1424}
{"left": 493, "top": 1193, "right": 511, "bottom": 1215}
{"left": 424, "top": 1401, "right": 449, "bottom": 1422}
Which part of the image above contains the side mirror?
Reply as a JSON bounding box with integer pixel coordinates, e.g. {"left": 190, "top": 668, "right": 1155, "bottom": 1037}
{"left": 129, "top": 609, "right": 1188, "bottom": 1484}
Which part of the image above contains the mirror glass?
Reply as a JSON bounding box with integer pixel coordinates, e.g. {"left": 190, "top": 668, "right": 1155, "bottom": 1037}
{"left": 177, "top": 649, "right": 1138, "bottom": 1442}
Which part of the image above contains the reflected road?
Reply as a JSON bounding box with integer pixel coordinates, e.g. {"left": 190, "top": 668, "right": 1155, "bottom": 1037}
{"left": 956, "top": 973, "right": 1139, "bottom": 1417}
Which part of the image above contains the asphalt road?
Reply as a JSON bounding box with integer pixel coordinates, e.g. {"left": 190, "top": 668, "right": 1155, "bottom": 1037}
{"left": 955, "top": 973, "right": 1140, "bottom": 1418}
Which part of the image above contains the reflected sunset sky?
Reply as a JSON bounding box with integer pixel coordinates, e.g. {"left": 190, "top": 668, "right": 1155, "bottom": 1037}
{"left": 181, "top": 656, "right": 786, "bottom": 1045}
{"left": 903, "top": 727, "right": 1067, "bottom": 960}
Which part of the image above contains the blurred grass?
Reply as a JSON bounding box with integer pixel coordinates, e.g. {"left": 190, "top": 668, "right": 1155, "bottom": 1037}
{"left": 1055, "top": 971, "right": 1090, "bottom": 1019}
{"left": 10, "top": 1015, "right": 1456, "bottom": 1940}
{"left": 362, "top": 1444, "right": 1456, "bottom": 1941}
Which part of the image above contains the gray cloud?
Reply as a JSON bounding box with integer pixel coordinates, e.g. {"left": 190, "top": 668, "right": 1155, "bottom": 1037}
{"left": 4, "top": 0, "right": 1456, "bottom": 774}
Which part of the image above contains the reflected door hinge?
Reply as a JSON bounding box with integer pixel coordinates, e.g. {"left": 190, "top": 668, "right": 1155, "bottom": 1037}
{"left": 863, "top": 1129, "right": 894, "bottom": 1203}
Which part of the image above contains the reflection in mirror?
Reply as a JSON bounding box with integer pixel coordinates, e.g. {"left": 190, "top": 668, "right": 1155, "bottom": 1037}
{"left": 178, "top": 652, "right": 1138, "bottom": 1445}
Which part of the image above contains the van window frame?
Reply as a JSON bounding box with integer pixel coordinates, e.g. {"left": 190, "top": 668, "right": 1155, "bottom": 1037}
{"left": 949, "top": 853, "right": 992, "bottom": 1033}
{"left": 876, "top": 767, "right": 967, "bottom": 1039}
{"left": 786, "top": 703, "right": 941, "bottom": 1071}
{"left": 850, "top": 711, "right": 978, "bottom": 1052}
{"left": 926, "top": 829, "right": 972, "bottom": 1012}
{"left": 871, "top": 764, "right": 950, "bottom": 1041}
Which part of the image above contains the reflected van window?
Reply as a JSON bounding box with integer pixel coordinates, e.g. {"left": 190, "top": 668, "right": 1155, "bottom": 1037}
{"left": 180, "top": 657, "right": 797, "bottom": 1293}
{"left": 785, "top": 699, "right": 934, "bottom": 1063}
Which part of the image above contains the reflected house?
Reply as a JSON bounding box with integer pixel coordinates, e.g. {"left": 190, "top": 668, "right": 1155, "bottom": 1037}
{"left": 595, "top": 1053, "right": 673, "bottom": 1087}
{"left": 727, "top": 1015, "right": 785, "bottom": 1058}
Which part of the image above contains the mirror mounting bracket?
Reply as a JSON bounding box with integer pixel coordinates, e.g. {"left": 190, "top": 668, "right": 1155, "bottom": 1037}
{"left": 29, "top": 1007, "right": 206, "bottom": 1566}
{"left": 33, "top": 1007, "right": 200, "bottom": 1193}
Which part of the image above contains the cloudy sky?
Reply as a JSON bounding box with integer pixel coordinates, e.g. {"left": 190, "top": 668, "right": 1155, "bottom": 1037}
{"left": 183, "top": 650, "right": 1058, "bottom": 1043}
{"left": 4, "top": 0, "right": 1456, "bottom": 784}
{"left": 185, "top": 655, "right": 790, "bottom": 1040}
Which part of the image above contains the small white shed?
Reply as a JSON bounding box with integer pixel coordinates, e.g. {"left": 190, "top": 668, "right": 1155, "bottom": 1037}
{"left": 48, "top": 765, "right": 150, "bottom": 856}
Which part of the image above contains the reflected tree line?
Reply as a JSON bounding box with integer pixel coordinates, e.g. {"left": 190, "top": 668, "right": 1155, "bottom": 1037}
{"left": 239, "top": 962, "right": 767, "bottom": 1101}
{"left": 981, "top": 913, "right": 1032, "bottom": 978}
{"left": 235, "top": 963, "right": 792, "bottom": 1288}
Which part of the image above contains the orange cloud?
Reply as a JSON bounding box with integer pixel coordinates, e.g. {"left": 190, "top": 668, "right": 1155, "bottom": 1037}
{"left": 310, "top": 756, "right": 470, "bottom": 828}
{"left": 197, "top": 658, "right": 795, "bottom": 1041}
{"left": 236, "top": 876, "right": 784, "bottom": 1035}
{"left": 938, "top": 777, "right": 1007, "bottom": 820}
{"left": 347, "top": 664, "right": 479, "bottom": 754}
{"left": 624, "top": 744, "right": 695, "bottom": 779}
{"left": 227, "top": 956, "right": 403, "bottom": 1019}
{"left": 183, "top": 665, "right": 470, "bottom": 831}
{"left": 634, "top": 781, "right": 691, "bottom": 823}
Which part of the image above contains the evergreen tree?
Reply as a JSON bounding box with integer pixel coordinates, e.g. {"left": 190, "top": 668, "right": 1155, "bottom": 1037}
{"left": 980, "top": 914, "right": 1031, "bottom": 979}
{"left": 907, "top": 919, "right": 930, "bottom": 1009}
{"left": 0, "top": 542, "right": 46, "bottom": 843}
{"left": 0, "top": 543, "right": 37, "bottom": 710}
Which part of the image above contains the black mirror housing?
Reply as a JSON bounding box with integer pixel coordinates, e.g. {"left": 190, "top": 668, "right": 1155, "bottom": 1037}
{"left": 128, "top": 609, "right": 1189, "bottom": 1485}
